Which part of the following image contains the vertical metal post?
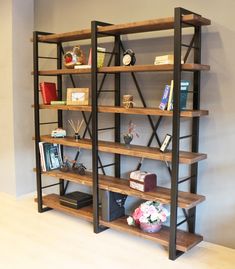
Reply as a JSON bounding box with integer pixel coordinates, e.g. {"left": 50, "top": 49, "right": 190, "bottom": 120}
{"left": 33, "top": 31, "right": 43, "bottom": 212}
{"left": 57, "top": 42, "right": 65, "bottom": 196}
{"left": 188, "top": 25, "right": 201, "bottom": 233}
{"left": 169, "top": 7, "right": 182, "bottom": 260}
{"left": 114, "top": 35, "right": 121, "bottom": 178}
{"left": 91, "top": 21, "right": 100, "bottom": 233}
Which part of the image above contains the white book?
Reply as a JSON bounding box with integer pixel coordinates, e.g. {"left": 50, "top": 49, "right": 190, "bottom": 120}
{"left": 38, "top": 142, "right": 46, "bottom": 172}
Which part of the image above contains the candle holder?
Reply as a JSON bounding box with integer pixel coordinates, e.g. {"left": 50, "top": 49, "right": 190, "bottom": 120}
{"left": 122, "top": 95, "right": 134, "bottom": 109}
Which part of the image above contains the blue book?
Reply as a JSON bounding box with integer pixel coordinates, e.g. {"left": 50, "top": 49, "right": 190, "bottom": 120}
{"left": 167, "top": 80, "right": 190, "bottom": 110}
{"left": 159, "top": 85, "right": 170, "bottom": 110}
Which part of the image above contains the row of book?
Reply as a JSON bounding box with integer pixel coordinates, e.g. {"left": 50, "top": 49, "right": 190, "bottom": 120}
{"left": 39, "top": 142, "right": 62, "bottom": 172}
{"left": 159, "top": 80, "right": 190, "bottom": 111}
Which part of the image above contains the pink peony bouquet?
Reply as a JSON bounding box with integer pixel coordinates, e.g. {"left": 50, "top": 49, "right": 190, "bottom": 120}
{"left": 127, "top": 201, "right": 169, "bottom": 226}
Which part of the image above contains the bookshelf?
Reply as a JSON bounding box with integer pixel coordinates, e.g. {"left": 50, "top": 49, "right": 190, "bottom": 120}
{"left": 33, "top": 7, "right": 210, "bottom": 260}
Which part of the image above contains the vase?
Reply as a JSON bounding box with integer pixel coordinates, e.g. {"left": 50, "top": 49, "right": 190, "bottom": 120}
{"left": 140, "top": 222, "right": 162, "bottom": 233}
{"left": 123, "top": 133, "right": 133, "bottom": 146}
{"left": 74, "top": 132, "right": 80, "bottom": 141}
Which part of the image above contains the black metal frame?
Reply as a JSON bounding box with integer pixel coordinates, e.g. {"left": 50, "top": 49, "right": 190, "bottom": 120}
{"left": 33, "top": 6, "right": 203, "bottom": 260}
{"left": 169, "top": 7, "right": 202, "bottom": 260}
{"left": 91, "top": 7, "right": 203, "bottom": 261}
{"left": 33, "top": 29, "right": 115, "bottom": 213}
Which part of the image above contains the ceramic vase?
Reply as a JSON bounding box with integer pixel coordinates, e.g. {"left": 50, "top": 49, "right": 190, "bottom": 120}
{"left": 123, "top": 133, "right": 133, "bottom": 146}
{"left": 140, "top": 222, "right": 162, "bottom": 233}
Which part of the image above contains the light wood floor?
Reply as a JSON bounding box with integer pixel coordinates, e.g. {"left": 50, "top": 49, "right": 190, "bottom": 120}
{"left": 0, "top": 192, "right": 234, "bottom": 269}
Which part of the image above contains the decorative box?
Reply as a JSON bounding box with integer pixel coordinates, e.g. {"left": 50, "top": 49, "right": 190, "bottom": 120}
{"left": 129, "top": 170, "right": 157, "bottom": 192}
{"left": 59, "top": 191, "right": 92, "bottom": 209}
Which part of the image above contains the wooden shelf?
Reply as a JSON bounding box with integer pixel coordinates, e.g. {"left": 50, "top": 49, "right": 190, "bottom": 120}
{"left": 100, "top": 216, "right": 203, "bottom": 252}
{"left": 37, "top": 68, "right": 91, "bottom": 76}
{"left": 39, "top": 194, "right": 203, "bottom": 252}
{"left": 39, "top": 104, "right": 209, "bottom": 118}
{"left": 37, "top": 64, "right": 210, "bottom": 76}
{"left": 99, "top": 64, "right": 210, "bottom": 73}
{"left": 42, "top": 193, "right": 93, "bottom": 222}
{"left": 37, "top": 15, "right": 211, "bottom": 43}
{"left": 43, "top": 170, "right": 205, "bottom": 209}
{"left": 40, "top": 135, "right": 207, "bottom": 164}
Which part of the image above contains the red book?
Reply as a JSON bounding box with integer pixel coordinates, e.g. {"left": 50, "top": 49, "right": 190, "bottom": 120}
{"left": 40, "top": 82, "right": 57, "bottom": 105}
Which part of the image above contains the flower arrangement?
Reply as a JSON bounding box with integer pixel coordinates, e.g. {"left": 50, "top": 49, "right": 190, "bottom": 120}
{"left": 126, "top": 120, "right": 139, "bottom": 137}
{"left": 127, "top": 201, "right": 169, "bottom": 232}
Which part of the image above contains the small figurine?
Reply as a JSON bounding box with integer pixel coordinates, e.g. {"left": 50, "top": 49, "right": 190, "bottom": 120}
{"left": 59, "top": 157, "right": 86, "bottom": 175}
{"left": 72, "top": 162, "right": 87, "bottom": 175}
{"left": 64, "top": 46, "right": 86, "bottom": 68}
{"left": 122, "top": 95, "right": 134, "bottom": 108}
{"left": 51, "top": 128, "right": 66, "bottom": 138}
{"left": 60, "top": 157, "right": 70, "bottom": 172}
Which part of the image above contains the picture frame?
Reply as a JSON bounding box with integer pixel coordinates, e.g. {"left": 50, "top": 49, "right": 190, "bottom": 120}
{"left": 66, "top": 88, "right": 89, "bottom": 105}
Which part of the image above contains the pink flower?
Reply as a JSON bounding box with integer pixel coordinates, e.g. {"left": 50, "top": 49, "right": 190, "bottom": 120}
{"left": 160, "top": 212, "right": 167, "bottom": 222}
{"left": 132, "top": 207, "right": 143, "bottom": 224}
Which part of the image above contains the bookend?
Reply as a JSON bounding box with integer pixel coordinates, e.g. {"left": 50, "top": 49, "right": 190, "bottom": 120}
{"left": 101, "top": 190, "right": 127, "bottom": 222}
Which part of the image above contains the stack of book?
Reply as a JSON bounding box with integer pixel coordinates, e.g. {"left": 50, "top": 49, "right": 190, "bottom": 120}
{"left": 154, "top": 54, "right": 184, "bottom": 65}
{"left": 159, "top": 80, "right": 190, "bottom": 111}
{"left": 39, "top": 142, "right": 62, "bottom": 172}
{"left": 154, "top": 54, "right": 174, "bottom": 65}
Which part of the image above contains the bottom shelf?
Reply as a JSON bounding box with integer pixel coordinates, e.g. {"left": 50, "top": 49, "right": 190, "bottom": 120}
{"left": 40, "top": 194, "right": 203, "bottom": 252}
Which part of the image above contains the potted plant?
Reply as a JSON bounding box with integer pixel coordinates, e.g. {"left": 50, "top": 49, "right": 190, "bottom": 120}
{"left": 127, "top": 201, "right": 169, "bottom": 233}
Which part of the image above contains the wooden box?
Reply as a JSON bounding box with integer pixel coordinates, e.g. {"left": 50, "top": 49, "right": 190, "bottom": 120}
{"left": 129, "top": 170, "right": 156, "bottom": 192}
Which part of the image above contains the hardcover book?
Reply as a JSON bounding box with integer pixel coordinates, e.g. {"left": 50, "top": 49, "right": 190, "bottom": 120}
{"left": 167, "top": 80, "right": 190, "bottom": 110}
{"left": 180, "top": 80, "right": 190, "bottom": 110}
{"left": 59, "top": 191, "right": 93, "bottom": 209}
{"left": 154, "top": 54, "right": 174, "bottom": 65}
{"left": 159, "top": 85, "right": 170, "bottom": 110}
{"left": 88, "top": 47, "right": 106, "bottom": 67}
{"left": 40, "top": 82, "right": 58, "bottom": 105}
{"left": 167, "top": 80, "right": 174, "bottom": 111}
{"left": 39, "top": 142, "right": 62, "bottom": 171}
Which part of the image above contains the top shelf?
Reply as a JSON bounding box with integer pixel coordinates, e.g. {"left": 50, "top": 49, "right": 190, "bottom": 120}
{"left": 38, "top": 14, "right": 211, "bottom": 43}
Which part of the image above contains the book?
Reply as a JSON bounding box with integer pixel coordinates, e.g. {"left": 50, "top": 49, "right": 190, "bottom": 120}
{"left": 154, "top": 54, "right": 173, "bottom": 65}
{"left": 39, "top": 142, "right": 46, "bottom": 172}
{"left": 154, "top": 54, "right": 184, "bottom": 65}
{"left": 74, "top": 65, "right": 91, "bottom": 69}
{"left": 50, "top": 101, "right": 67, "bottom": 105}
{"left": 159, "top": 85, "right": 170, "bottom": 110}
{"left": 59, "top": 191, "right": 93, "bottom": 209}
{"left": 167, "top": 80, "right": 190, "bottom": 111}
{"left": 39, "top": 142, "right": 62, "bottom": 171}
{"left": 180, "top": 80, "right": 190, "bottom": 109}
{"left": 40, "top": 82, "right": 58, "bottom": 105}
{"left": 88, "top": 47, "right": 106, "bottom": 67}
{"left": 167, "top": 80, "right": 174, "bottom": 111}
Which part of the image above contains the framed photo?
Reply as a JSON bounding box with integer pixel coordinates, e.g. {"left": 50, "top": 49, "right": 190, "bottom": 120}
{"left": 66, "top": 88, "right": 89, "bottom": 105}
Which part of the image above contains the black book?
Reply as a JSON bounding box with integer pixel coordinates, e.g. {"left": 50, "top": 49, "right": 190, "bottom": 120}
{"left": 59, "top": 191, "right": 93, "bottom": 209}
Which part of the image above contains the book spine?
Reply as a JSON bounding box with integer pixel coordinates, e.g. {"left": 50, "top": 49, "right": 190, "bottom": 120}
{"left": 180, "top": 80, "right": 190, "bottom": 110}
{"left": 167, "top": 80, "right": 174, "bottom": 111}
{"left": 39, "top": 83, "right": 47, "bottom": 105}
{"left": 159, "top": 85, "right": 170, "bottom": 110}
{"left": 38, "top": 142, "right": 46, "bottom": 172}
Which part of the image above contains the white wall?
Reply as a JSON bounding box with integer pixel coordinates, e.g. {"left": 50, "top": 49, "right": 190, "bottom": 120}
{"left": 12, "top": 0, "right": 35, "bottom": 196}
{"left": 0, "top": 0, "right": 16, "bottom": 195}
{"left": 0, "top": 0, "right": 34, "bottom": 196}
{"left": 34, "top": 0, "right": 235, "bottom": 249}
